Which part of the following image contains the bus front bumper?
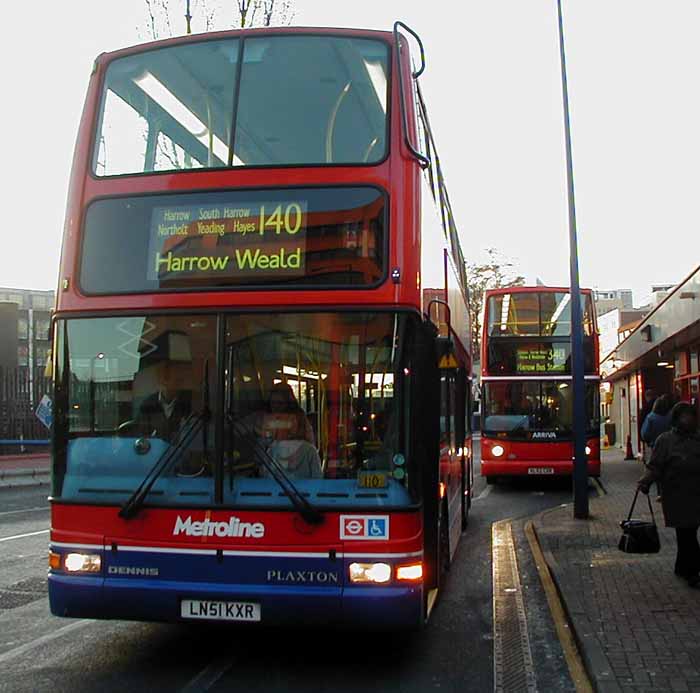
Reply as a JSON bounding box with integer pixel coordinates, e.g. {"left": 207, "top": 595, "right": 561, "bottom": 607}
{"left": 48, "top": 574, "right": 423, "bottom": 628}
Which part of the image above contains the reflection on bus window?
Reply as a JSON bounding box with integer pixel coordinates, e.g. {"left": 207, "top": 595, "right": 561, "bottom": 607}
{"left": 53, "top": 316, "right": 217, "bottom": 503}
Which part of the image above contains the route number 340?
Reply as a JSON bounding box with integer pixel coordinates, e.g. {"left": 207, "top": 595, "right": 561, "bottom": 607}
{"left": 259, "top": 203, "right": 303, "bottom": 235}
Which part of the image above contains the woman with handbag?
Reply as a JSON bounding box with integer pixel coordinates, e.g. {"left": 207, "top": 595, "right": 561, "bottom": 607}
{"left": 638, "top": 402, "right": 700, "bottom": 588}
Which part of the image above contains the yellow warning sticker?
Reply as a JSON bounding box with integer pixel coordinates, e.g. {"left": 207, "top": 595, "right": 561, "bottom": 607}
{"left": 438, "top": 354, "right": 459, "bottom": 369}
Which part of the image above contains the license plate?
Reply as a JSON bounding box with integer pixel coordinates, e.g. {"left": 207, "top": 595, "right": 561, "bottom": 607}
{"left": 181, "top": 599, "right": 261, "bottom": 622}
{"left": 528, "top": 467, "right": 555, "bottom": 475}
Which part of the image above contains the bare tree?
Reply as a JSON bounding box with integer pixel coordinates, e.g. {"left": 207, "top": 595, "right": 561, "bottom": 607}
{"left": 141, "top": 0, "right": 294, "bottom": 38}
{"left": 259, "top": 0, "right": 294, "bottom": 26}
{"left": 466, "top": 248, "right": 525, "bottom": 356}
{"left": 231, "top": 0, "right": 295, "bottom": 28}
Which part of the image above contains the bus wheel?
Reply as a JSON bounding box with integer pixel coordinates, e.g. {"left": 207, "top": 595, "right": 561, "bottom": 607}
{"left": 485, "top": 476, "right": 495, "bottom": 485}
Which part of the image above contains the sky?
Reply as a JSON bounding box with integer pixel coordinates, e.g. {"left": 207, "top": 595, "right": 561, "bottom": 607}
{"left": 2, "top": 0, "right": 698, "bottom": 307}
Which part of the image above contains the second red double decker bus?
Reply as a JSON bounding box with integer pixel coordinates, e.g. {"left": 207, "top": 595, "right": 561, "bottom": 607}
{"left": 48, "top": 23, "right": 473, "bottom": 628}
{"left": 480, "top": 287, "right": 601, "bottom": 482}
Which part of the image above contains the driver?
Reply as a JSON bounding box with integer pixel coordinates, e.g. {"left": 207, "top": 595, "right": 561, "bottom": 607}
{"left": 136, "top": 347, "right": 193, "bottom": 440}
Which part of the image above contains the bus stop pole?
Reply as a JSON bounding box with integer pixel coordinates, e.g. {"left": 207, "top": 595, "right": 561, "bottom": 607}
{"left": 556, "top": 0, "right": 589, "bottom": 519}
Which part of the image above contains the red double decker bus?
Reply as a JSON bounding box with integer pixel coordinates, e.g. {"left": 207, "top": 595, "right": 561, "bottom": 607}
{"left": 48, "top": 23, "right": 473, "bottom": 628}
{"left": 480, "top": 287, "right": 601, "bottom": 482}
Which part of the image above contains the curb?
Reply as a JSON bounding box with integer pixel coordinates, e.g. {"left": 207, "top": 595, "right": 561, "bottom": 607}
{"left": 0, "top": 469, "right": 50, "bottom": 488}
{"left": 524, "top": 520, "right": 593, "bottom": 693}
{"left": 0, "top": 469, "right": 49, "bottom": 480}
{"left": 527, "top": 484, "right": 627, "bottom": 693}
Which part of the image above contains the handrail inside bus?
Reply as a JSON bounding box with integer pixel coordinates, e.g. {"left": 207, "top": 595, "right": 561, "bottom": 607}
{"left": 393, "top": 21, "right": 430, "bottom": 169}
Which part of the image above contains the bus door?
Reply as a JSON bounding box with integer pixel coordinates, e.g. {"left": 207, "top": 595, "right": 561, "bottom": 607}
{"left": 439, "top": 365, "right": 461, "bottom": 557}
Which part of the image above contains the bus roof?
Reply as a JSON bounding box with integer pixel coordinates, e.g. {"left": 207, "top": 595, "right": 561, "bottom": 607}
{"left": 97, "top": 26, "right": 395, "bottom": 65}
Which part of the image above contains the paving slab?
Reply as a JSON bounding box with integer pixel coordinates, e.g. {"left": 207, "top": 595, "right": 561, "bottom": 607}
{"left": 532, "top": 449, "right": 700, "bottom": 692}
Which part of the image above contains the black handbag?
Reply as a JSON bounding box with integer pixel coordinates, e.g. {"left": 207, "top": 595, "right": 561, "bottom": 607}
{"left": 618, "top": 489, "right": 661, "bottom": 554}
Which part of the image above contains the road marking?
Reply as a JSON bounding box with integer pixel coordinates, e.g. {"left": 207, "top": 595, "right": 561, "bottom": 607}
{"left": 181, "top": 654, "right": 235, "bottom": 692}
{"left": 525, "top": 521, "right": 593, "bottom": 693}
{"left": 0, "top": 529, "right": 49, "bottom": 543}
{"left": 473, "top": 485, "right": 492, "bottom": 502}
{"left": 0, "top": 506, "right": 49, "bottom": 517}
{"left": 492, "top": 520, "right": 537, "bottom": 693}
{"left": 0, "top": 619, "right": 91, "bottom": 666}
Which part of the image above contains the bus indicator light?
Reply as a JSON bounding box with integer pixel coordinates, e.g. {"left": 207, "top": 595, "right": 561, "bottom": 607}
{"left": 396, "top": 563, "right": 423, "bottom": 581}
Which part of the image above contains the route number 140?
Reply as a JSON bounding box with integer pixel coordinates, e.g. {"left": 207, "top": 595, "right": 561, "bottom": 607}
{"left": 259, "top": 203, "right": 303, "bottom": 235}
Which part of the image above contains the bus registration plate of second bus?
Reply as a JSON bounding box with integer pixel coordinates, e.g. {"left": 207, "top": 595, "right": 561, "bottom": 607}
{"left": 528, "top": 467, "right": 555, "bottom": 475}
{"left": 181, "top": 599, "right": 261, "bottom": 622}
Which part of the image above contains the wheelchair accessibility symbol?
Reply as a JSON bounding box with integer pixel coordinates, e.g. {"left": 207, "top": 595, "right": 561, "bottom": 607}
{"left": 369, "top": 519, "right": 386, "bottom": 537}
{"left": 340, "top": 515, "right": 390, "bottom": 540}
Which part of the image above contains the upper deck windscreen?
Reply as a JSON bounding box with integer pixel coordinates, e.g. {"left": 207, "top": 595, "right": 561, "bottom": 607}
{"left": 94, "top": 35, "right": 389, "bottom": 175}
{"left": 486, "top": 291, "right": 594, "bottom": 338}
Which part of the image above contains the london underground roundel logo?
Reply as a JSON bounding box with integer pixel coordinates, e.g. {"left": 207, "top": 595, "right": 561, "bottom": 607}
{"left": 340, "top": 515, "right": 389, "bottom": 540}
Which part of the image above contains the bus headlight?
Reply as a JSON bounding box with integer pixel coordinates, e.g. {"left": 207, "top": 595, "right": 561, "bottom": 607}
{"left": 491, "top": 445, "right": 505, "bottom": 458}
{"left": 349, "top": 562, "right": 392, "bottom": 584}
{"left": 64, "top": 553, "right": 102, "bottom": 573}
{"left": 585, "top": 446, "right": 591, "bottom": 456}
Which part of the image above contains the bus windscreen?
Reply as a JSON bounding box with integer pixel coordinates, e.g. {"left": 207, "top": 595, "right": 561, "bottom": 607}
{"left": 80, "top": 186, "right": 386, "bottom": 292}
{"left": 52, "top": 311, "right": 418, "bottom": 509}
{"left": 482, "top": 380, "right": 600, "bottom": 440}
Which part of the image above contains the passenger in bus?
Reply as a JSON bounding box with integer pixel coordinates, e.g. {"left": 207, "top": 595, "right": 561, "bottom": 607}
{"left": 258, "top": 383, "right": 315, "bottom": 446}
{"left": 257, "top": 383, "right": 321, "bottom": 478}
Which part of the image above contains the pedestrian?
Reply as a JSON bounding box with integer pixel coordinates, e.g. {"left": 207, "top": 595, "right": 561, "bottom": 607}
{"left": 639, "top": 389, "right": 656, "bottom": 431}
{"left": 638, "top": 402, "right": 700, "bottom": 588}
{"left": 641, "top": 394, "right": 674, "bottom": 501}
{"left": 641, "top": 394, "right": 674, "bottom": 448}
{"left": 639, "top": 389, "right": 656, "bottom": 463}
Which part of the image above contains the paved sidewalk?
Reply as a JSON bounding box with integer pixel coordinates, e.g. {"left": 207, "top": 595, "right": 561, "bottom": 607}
{"left": 0, "top": 453, "right": 50, "bottom": 487}
{"left": 532, "top": 449, "right": 700, "bottom": 693}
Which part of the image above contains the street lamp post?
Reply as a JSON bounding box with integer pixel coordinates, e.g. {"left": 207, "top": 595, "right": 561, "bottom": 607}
{"left": 556, "top": 0, "right": 589, "bottom": 519}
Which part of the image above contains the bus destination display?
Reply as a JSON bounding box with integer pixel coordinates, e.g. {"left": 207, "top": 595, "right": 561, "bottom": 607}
{"left": 147, "top": 201, "right": 308, "bottom": 281}
{"left": 516, "top": 345, "right": 567, "bottom": 373}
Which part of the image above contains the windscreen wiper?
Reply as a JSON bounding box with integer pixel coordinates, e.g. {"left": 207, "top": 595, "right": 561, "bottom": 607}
{"left": 121, "top": 362, "right": 213, "bottom": 519}
{"left": 119, "top": 410, "right": 206, "bottom": 519}
{"left": 509, "top": 416, "right": 530, "bottom": 435}
{"left": 230, "top": 419, "right": 323, "bottom": 526}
